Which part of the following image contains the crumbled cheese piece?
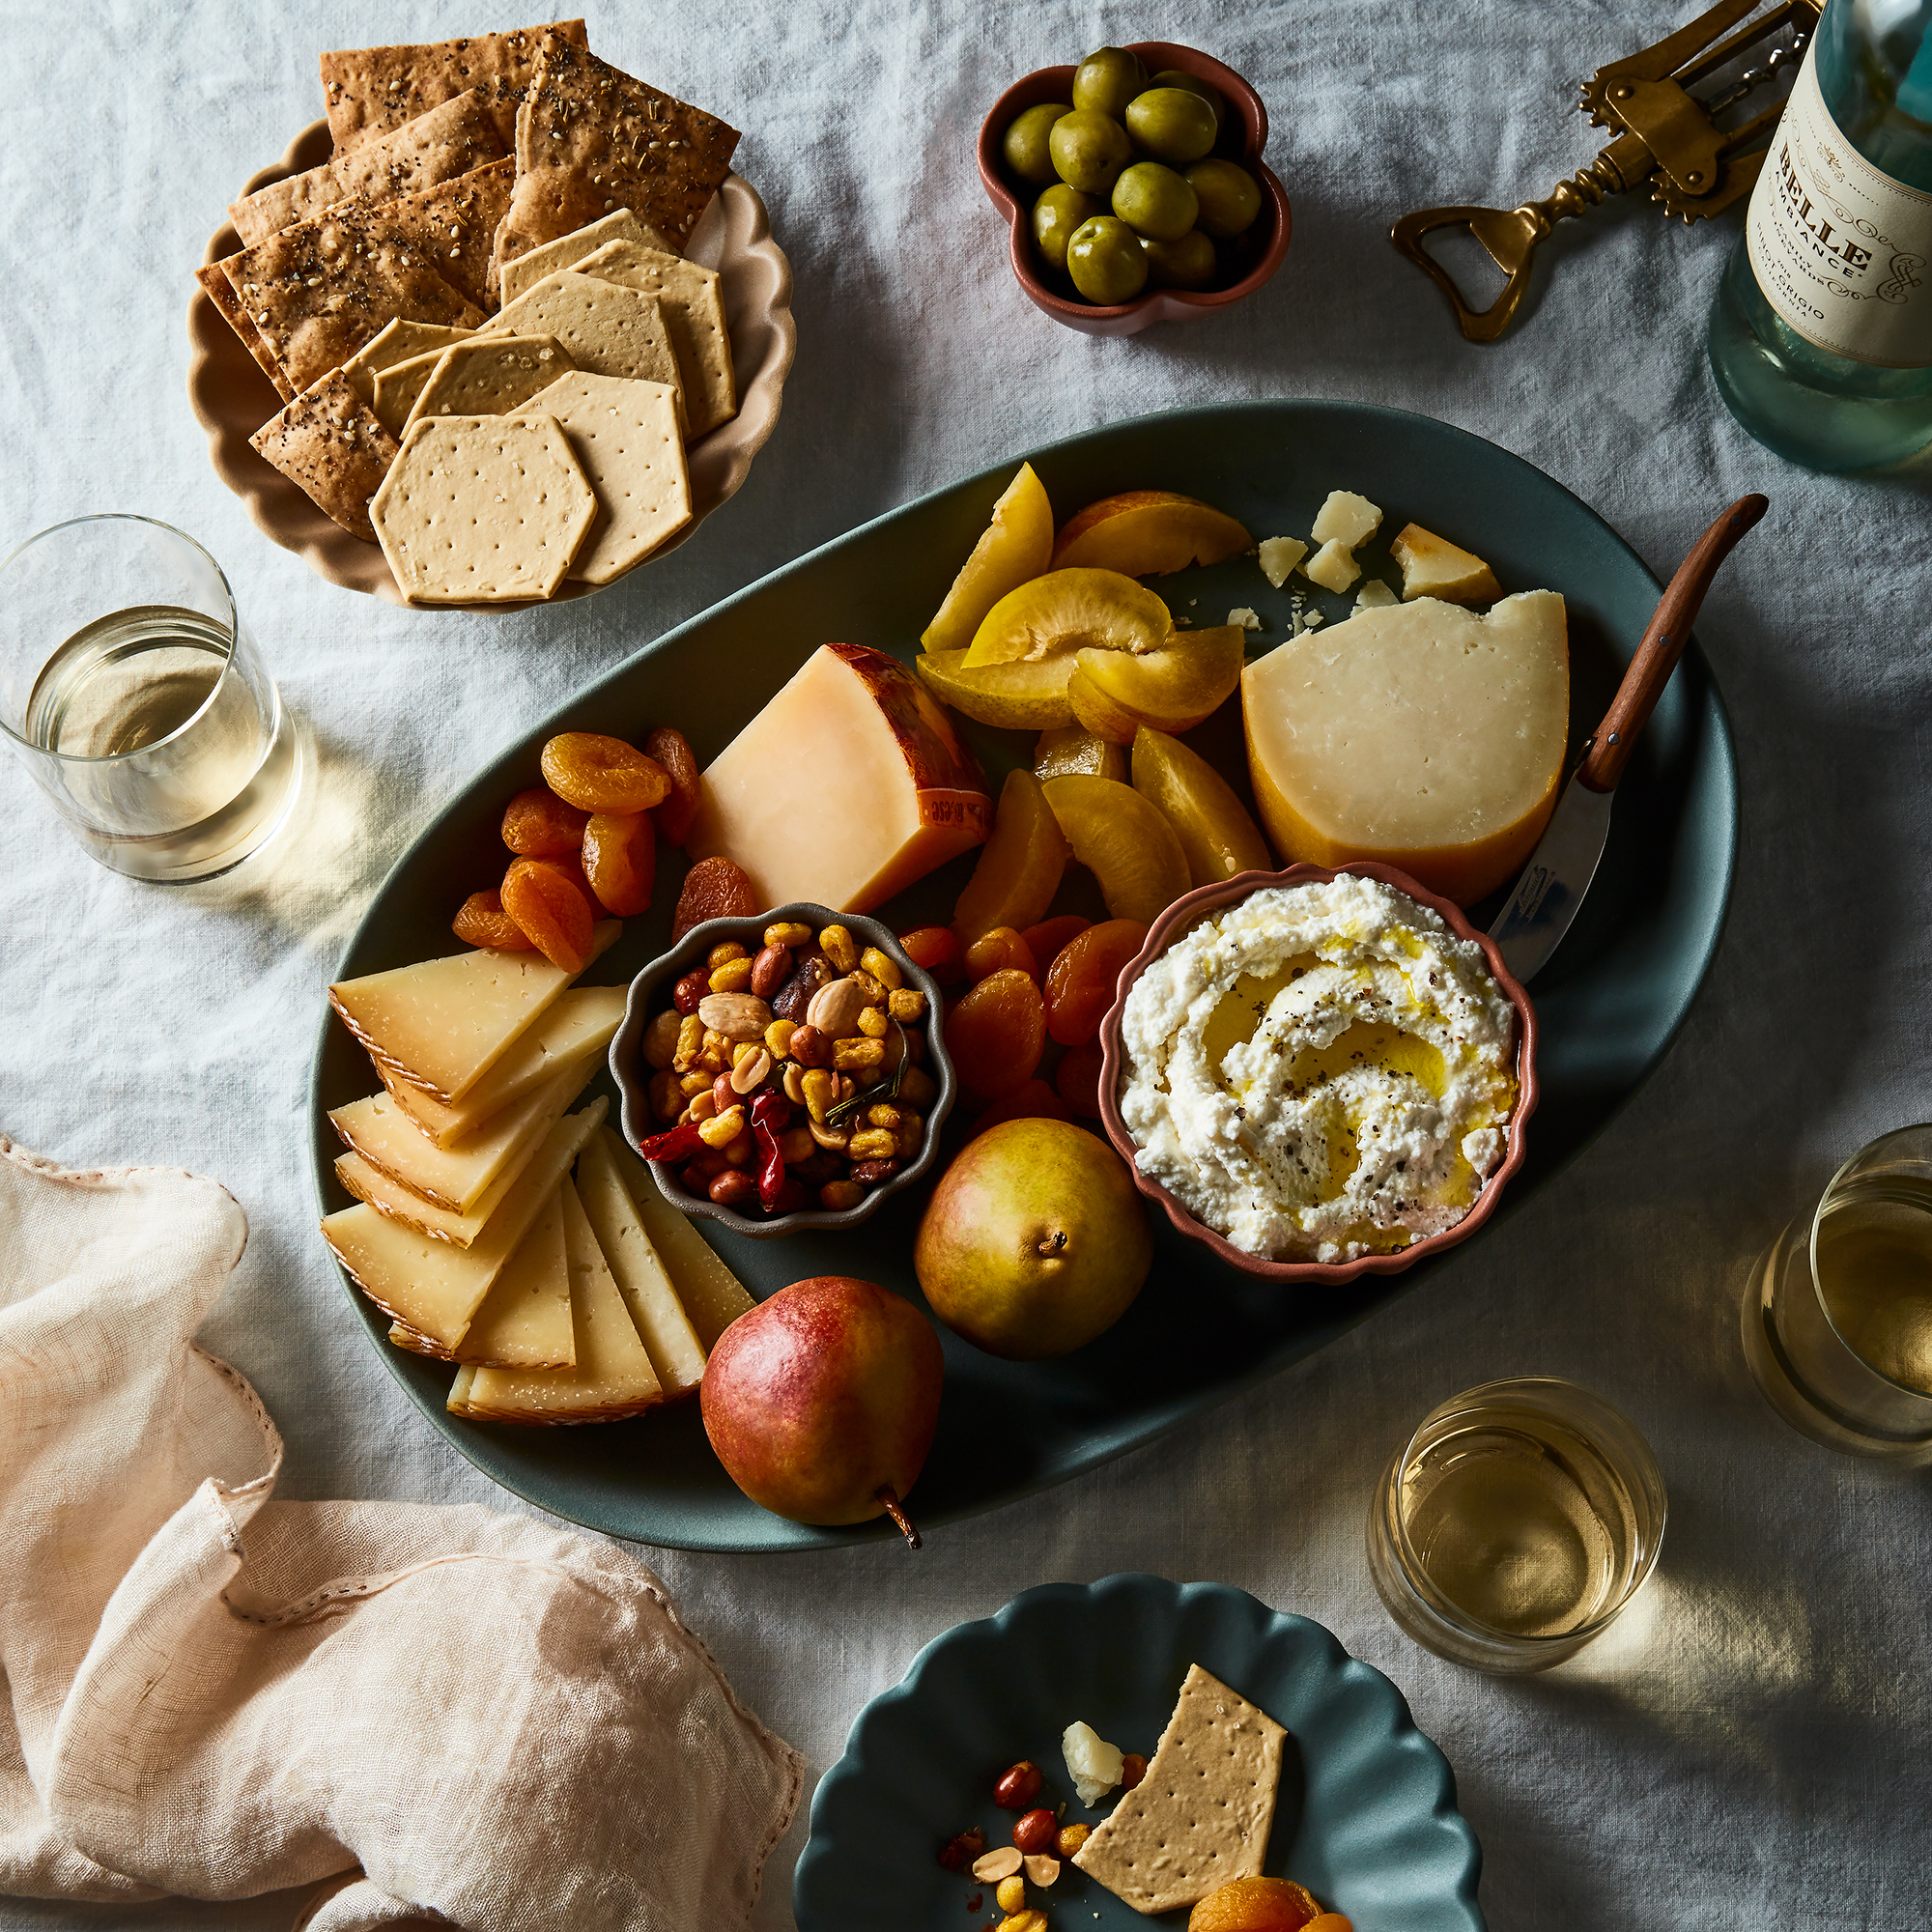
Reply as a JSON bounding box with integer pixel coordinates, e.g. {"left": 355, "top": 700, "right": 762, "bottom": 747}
{"left": 1227, "top": 607, "right": 1262, "bottom": 630}
{"left": 1354, "top": 578, "right": 1400, "bottom": 612}
{"left": 1063, "top": 1721, "right": 1124, "bottom": 1806}
{"left": 1257, "top": 535, "right": 1308, "bottom": 589}
{"left": 1311, "top": 489, "right": 1383, "bottom": 549}
{"left": 1304, "top": 539, "right": 1360, "bottom": 594}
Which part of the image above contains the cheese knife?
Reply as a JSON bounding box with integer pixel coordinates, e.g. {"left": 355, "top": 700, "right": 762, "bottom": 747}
{"left": 1490, "top": 494, "right": 1767, "bottom": 984}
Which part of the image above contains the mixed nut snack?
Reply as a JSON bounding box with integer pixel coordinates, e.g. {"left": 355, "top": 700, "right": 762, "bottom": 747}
{"left": 635, "top": 919, "right": 936, "bottom": 1215}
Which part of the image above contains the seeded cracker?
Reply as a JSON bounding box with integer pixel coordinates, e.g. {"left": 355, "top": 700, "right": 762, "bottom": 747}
{"left": 195, "top": 264, "right": 295, "bottom": 402}
{"left": 403, "top": 335, "right": 574, "bottom": 434}
{"left": 1071, "top": 1664, "right": 1287, "bottom": 1914}
{"left": 339, "top": 318, "right": 476, "bottom": 408}
{"left": 519, "top": 371, "right": 691, "bottom": 583}
{"left": 249, "top": 370, "right": 400, "bottom": 541}
{"left": 371, "top": 414, "right": 597, "bottom": 605}
{"left": 479, "top": 270, "right": 685, "bottom": 432}
{"left": 350, "top": 157, "right": 515, "bottom": 312}
{"left": 499, "top": 209, "right": 677, "bottom": 309}
{"left": 227, "top": 91, "right": 506, "bottom": 250}
{"left": 572, "top": 238, "right": 736, "bottom": 437}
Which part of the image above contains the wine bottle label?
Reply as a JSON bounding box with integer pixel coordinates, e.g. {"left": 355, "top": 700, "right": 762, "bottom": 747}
{"left": 1746, "top": 44, "right": 1932, "bottom": 368}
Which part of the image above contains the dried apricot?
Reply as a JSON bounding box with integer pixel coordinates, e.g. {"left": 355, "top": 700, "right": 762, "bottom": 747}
{"left": 964, "top": 925, "right": 1037, "bottom": 984}
{"left": 897, "top": 924, "right": 964, "bottom": 983}
{"left": 945, "top": 968, "right": 1046, "bottom": 1103}
{"left": 1054, "top": 1037, "right": 1106, "bottom": 1118}
{"left": 500, "top": 787, "right": 588, "bottom": 857}
{"left": 500, "top": 857, "right": 595, "bottom": 973}
{"left": 540, "top": 731, "right": 672, "bottom": 813}
{"left": 642, "top": 726, "right": 701, "bottom": 845}
{"left": 1185, "top": 1875, "right": 1323, "bottom": 1932}
{"left": 1020, "top": 914, "right": 1091, "bottom": 971}
{"left": 671, "top": 855, "right": 758, "bottom": 942}
{"left": 451, "top": 888, "right": 535, "bottom": 952}
{"left": 970, "top": 1077, "right": 1069, "bottom": 1137}
{"left": 1044, "top": 919, "right": 1151, "bottom": 1045}
{"left": 582, "top": 810, "right": 656, "bottom": 917}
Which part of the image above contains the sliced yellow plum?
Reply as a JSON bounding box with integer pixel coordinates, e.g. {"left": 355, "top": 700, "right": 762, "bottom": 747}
{"left": 1041, "top": 775, "right": 1191, "bottom": 925}
{"left": 1065, "top": 623, "right": 1244, "bottom": 743}
{"left": 1034, "top": 724, "right": 1126, "bottom": 784}
{"left": 1051, "top": 490, "right": 1252, "bottom": 576}
{"left": 921, "top": 463, "right": 1055, "bottom": 653}
{"left": 952, "top": 769, "right": 1070, "bottom": 944}
{"left": 962, "top": 567, "right": 1172, "bottom": 668}
{"left": 1130, "top": 726, "right": 1273, "bottom": 887}
{"left": 916, "top": 648, "right": 1075, "bottom": 730}
{"left": 1389, "top": 523, "right": 1502, "bottom": 605}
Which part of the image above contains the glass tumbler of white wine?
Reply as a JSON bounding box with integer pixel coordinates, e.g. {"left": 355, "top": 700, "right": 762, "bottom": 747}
{"left": 0, "top": 515, "right": 302, "bottom": 882}
{"left": 1367, "top": 1378, "right": 1667, "bottom": 1673}
{"left": 1741, "top": 1124, "right": 1932, "bottom": 1463}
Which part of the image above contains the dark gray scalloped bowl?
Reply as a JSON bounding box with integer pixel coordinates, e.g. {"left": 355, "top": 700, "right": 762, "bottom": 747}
{"left": 794, "top": 1573, "right": 1485, "bottom": 1931}
{"left": 611, "top": 902, "right": 956, "bottom": 1237}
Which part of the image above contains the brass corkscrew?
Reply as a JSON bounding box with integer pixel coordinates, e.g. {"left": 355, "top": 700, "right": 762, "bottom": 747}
{"left": 1392, "top": 0, "right": 1821, "bottom": 343}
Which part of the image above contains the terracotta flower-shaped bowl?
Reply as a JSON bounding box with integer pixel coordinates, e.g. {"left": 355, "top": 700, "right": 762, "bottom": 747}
{"left": 1096, "top": 861, "right": 1540, "bottom": 1285}
{"left": 978, "top": 41, "right": 1291, "bottom": 335}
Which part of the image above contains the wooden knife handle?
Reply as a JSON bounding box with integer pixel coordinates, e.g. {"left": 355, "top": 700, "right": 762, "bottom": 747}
{"left": 1579, "top": 494, "right": 1768, "bottom": 793}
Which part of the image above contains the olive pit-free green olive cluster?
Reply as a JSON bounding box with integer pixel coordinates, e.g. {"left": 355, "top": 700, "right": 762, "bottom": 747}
{"left": 1001, "top": 46, "right": 1265, "bottom": 306}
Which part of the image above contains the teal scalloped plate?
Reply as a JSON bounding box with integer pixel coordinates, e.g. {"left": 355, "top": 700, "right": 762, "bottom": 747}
{"left": 794, "top": 1575, "right": 1484, "bottom": 1930}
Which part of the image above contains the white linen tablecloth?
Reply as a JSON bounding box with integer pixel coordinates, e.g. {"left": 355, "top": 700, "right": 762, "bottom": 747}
{"left": 3, "top": 3, "right": 1929, "bottom": 1927}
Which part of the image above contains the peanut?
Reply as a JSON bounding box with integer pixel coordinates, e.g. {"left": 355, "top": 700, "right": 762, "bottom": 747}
{"left": 801, "top": 1068, "right": 839, "bottom": 1123}
{"left": 847, "top": 1127, "right": 898, "bottom": 1160}
{"left": 708, "top": 1170, "right": 755, "bottom": 1207}
{"left": 849, "top": 1157, "right": 898, "bottom": 1185}
{"left": 764, "top": 920, "right": 813, "bottom": 949}
{"left": 818, "top": 1179, "right": 865, "bottom": 1211}
{"left": 729, "top": 1048, "right": 773, "bottom": 1094}
{"left": 1022, "top": 1855, "right": 1061, "bottom": 1888}
{"left": 673, "top": 1013, "right": 704, "bottom": 1070}
{"left": 764, "top": 1018, "right": 797, "bottom": 1061}
{"left": 808, "top": 1119, "right": 851, "bottom": 1153}
{"left": 788, "top": 1024, "right": 832, "bottom": 1067}
{"left": 819, "top": 923, "right": 858, "bottom": 972}
{"left": 722, "top": 1129, "right": 754, "bottom": 1166}
{"left": 697, "top": 992, "right": 771, "bottom": 1039}
{"left": 781, "top": 1063, "right": 809, "bottom": 1105}
{"left": 671, "top": 968, "right": 710, "bottom": 1014}
{"left": 698, "top": 1105, "right": 746, "bottom": 1150}
{"left": 856, "top": 1005, "right": 889, "bottom": 1038}
{"left": 689, "top": 1091, "right": 719, "bottom": 1123}
{"left": 889, "top": 986, "right": 929, "bottom": 1024}
{"left": 973, "top": 1846, "right": 1024, "bottom": 1882}
{"left": 706, "top": 940, "right": 748, "bottom": 969}
{"left": 750, "top": 944, "right": 791, "bottom": 998}
{"left": 834, "top": 1037, "right": 886, "bottom": 1074}
{"left": 859, "top": 946, "right": 903, "bottom": 990}
{"left": 707, "top": 956, "right": 753, "bottom": 994}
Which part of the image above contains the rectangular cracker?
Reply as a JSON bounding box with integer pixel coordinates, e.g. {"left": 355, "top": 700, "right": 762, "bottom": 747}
{"left": 479, "top": 270, "right": 683, "bottom": 430}
{"left": 351, "top": 156, "right": 515, "bottom": 312}
{"left": 402, "top": 334, "right": 574, "bottom": 434}
{"left": 1072, "top": 1664, "right": 1287, "bottom": 1914}
{"left": 322, "top": 20, "right": 589, "bottom": 153}
{"left": 371, "top": 350, "right": 448, "bottom": 435}
{"left": 196, "top": 262, "right": 295, "bottom": 401}
{"left": 494, "top": 41, "right": 739, "bottom": 274}
{"left": 499, "top": 209, "right": 676, "bottom": 309}
{"left": 249, "top": 369, "right": 400, "bottom": 540}
{"left": 519, "top": 371, "right": 692, "bottom": 582}
{"left": 228, "top": 91, "right": 506, "bottom": 248}
{"left": 573, "top": 238, "right": 735, "bottom": 437}
{"left": 339, "top": 317, "right": 476, "bottom": 406}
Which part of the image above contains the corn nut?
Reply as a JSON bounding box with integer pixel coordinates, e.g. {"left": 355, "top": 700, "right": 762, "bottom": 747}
{"left": 764, "top": 1018, "right": 797, "bottom": 1061}
{"left": 673, "top": 1013, "right": 704, "bottom": 1070}
{"left": 834, "top": 1037, "right": 886, "bottom": 1074}
{"left": 859, "top": 946, "right": 903, "bottom": 990}
{"left": 707, "top": 956, "right": 753, "bottom": 994}
{"left": 856, "top": 1005, "right": 889, "bottom": 1038}
{"left": 800, "top": 1068, "right": 839, "bottom": 1123}
{"left": 698, "top": 1105, "right": 746, "bottom": 1150}
{"left": 706, "top": 940, "right": 748, "bottom": 969}
{"left": 847, "top": 1127, "right": 898, "bottom": 1160}
{"left": 764, "top": 920, "right": 813, "bottom": 949}
{"left": 849, "top": 970, "right": 888, "bottom": 1005}
{"left": 995, "top": 1875, "right": 1026, "bottom": 1914}
{"left": 818, "top": 923, "right": 859, "bottom": 972}
{"left": 888, "top": 986, "right": 929, "bottom": 1023}
{"left": 678, "top": 1069, "right": 711, "bottom": 1096}
{"left": 867, "top": 1103, "right": 904, "bottom": 1131}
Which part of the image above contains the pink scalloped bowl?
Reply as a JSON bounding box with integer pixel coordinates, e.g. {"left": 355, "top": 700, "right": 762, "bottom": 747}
{"left": 978, "top": 42, "right": 1291, "bottom": 336}
{"left": 1095, "top": 861, "right": 1540, "bottom": 1285}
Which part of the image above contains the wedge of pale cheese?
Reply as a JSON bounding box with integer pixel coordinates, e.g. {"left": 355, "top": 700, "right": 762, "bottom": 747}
{"left": 322, "top": 1099, "right": 606, "bottom": 1349}
{"left": 599, "top": 1128, "right": 754, "bottom": 1349}
{"left": 575, "top": 1130, "right": 706, "bottom": 1397}
{"left": 378, "top": 985, "right": 625, "bottom": 1148}
{"left": 685, "top": 642, "right": 992, "bottom": 913}
{"left": 450, "top": 1179, "right": 664, "bottom": 1423}
{"left": 328, "top": 922, "right": 619, "bottom": 1103}
{"left": 1242, "top": 590, "right": 1568, "bottom": 905}
{"left": 385, "top": 1188, "right": 574, "bottom": 1366}
{"left": 335, "top": 1150, "right": 517, "bottom": 1247}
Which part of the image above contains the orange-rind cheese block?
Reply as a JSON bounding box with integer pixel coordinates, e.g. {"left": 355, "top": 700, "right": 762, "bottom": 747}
{"left": 686, "top": 641, "right": 992, "bottom": 913}
{"left": 1241, "top": 591, "right": 1568, "bottom": 906}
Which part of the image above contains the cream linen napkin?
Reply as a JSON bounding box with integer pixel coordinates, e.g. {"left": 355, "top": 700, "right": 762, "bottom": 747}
{"left": 0, "top": 1137, "right": 802, "bottom": 1931}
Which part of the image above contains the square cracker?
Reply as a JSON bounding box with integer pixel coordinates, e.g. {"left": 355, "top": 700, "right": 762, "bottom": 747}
{"left": 339, "top": 318, "right": 475, "bottom": 406}
{"left": 480, "top": 270, "right": 684, "bottom": 430}
{"left": 403, "top": 334, "right": 574, "bottom": 434}
{"left": 321, "top": 20, "right": 589, "bottom": 153}
{"left": 494, "top": 42, "right": 739, "bottom": 272}
{"left": 519, "top": 371, "right": 692, "bottom": 583}
{"left": 371, "top": 412, "right": 598, "bottom": 605}
{"left": 351, "top": 156, "right": 514, "bottom": 312}
{"left": 573, "top": 238, "right": 735, "bottom": 437}
{"left": 196, "top": 262, "right": 294, "bottom": 402}
{"left": 499, "top": 209, "right": 676, "bottom": 309}
{"left": 228, "top": 91, "right": 505, "bottom": 249}
{"left": 1072, "top": 1664, "right": 1287, "bottom": 1914}
{"left": 249, "top": 369, "right": 400, "bottom": 541}
{"left": 371, "top": 350, "right": 449, "bottom": 435}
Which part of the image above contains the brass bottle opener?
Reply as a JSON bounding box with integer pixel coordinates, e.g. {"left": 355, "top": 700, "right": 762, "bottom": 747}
{"left": 1391, "top": 0, "right": 1820, "bottom": 343}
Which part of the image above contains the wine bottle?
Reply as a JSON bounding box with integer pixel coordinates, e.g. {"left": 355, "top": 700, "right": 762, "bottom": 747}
{"left": 1706, "top": 0, "right": 1932, "bottom": 471}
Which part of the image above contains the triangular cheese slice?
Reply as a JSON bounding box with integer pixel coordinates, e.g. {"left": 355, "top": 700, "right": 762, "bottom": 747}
{"left": 599, "top": 1127, "right": 754, "bottom": 1349}
{"left": 387, "top": 1191, "right": 573, "bottom": 1366}
{"left": 336, "top": 1148, "right": 522, "bottom": 1248}
{"left": 379, "top": 986, "right": 626, "bottom": 1147}
{"left": 322, "top": 1099, "right": 606, "bottom": 1348}
{"left": 452, "top": 1179, "right": 664, "bottom": 1423}
{"left": 575, "top": 1130, "right": 707, "bottom": 1397}
{"left": 328, "top": 922, "right": 620, "bottom": 1103}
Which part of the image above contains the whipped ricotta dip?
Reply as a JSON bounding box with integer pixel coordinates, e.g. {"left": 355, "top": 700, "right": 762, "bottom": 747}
{"left": 1118, "top": 874, "right": 1518, "bottom": 1263}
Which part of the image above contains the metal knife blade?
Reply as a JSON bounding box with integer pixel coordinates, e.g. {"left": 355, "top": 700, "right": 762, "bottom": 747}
{"left": 1489, "top": 773, "right": 1616, "bottom": 984}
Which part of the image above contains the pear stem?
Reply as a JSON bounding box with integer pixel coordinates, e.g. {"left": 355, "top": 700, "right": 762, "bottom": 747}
{"left": 876, "top": 1486, "right": 922, "bottom": 1550}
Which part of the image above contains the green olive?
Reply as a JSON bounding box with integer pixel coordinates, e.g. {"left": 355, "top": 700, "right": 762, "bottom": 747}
{"left": 1065, "top": 215, "right": 1151, "bottom": 304}
{"left": 1033, "top": 184, "right": 1099, "bottom": 274}
{"left": 1111, "top": 161, "right": 1199, "bottom": 242}
{"left": 1004, "top": 101, "right": 1071, "bottom": 186}
{"left": 1123, "top": 87, "right": 1219, "bottom": 166}
{"left": 1049, "top": 108, "right": 1132, "bottom": 195}
{"left": 1141, "top": 228, "right": 1218, "bottom": 290}
{"left": 1185, "top": 158, "right": 1264, "bottom": 238}
{"left": 1149, "top": 70, "right": 1226, "bottom": 132}
{"left": 1071, "top": 45, "right": 1147, "bottom": 118}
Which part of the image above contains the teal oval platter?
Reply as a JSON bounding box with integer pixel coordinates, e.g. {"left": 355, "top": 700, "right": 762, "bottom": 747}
{"left": 308, "top": 398, "right": 1737, "bottom": 1553}
{"left": 794, "top": 1574, "right": 1485, "bottom": 1930}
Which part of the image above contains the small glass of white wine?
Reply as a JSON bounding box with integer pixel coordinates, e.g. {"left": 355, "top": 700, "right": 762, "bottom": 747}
{"left": 1742, "top": 1124, "right": 1932, "bottom": 1463}
{"left": 1367, "top": 1378, "right": 1667, "bottom": 1673}
{"left": 0, "top": 516, "right": 303, "bottom": 882}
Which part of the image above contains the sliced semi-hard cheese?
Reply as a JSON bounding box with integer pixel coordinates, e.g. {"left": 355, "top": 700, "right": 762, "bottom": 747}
{"left": 600, "top": 1127, "right": 754, "bottom": 1349}
{"left": 322, "top": 1099, "right": 607, "bottom": 1348}
{"left": 336, "top": 1149, "right": 517, "bottom": 1246}
{"left": 328, "top": 922, "right": 620, "bottom": 1103}
{"left": 451, "top": 1179, "right": 664, "bottom": 1423}
{"left": 453, "top": 1187, "right": 573, "bottom": 1367}
{"left": 1242, "top": 591, "right": 1568, "bottom": 906}
{"left": 685, "top": 641, "right": 992, "bottom": 913}
{"left": 575, "top": 1131, "right": 707, "bottom": 1397}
